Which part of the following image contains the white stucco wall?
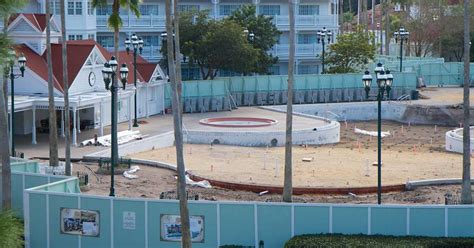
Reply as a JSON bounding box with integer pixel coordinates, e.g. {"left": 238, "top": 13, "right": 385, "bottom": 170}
{"left": 445, "top": 127, "right": 474, "bottom": 154}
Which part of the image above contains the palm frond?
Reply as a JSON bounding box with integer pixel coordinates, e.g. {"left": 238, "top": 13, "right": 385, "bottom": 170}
{"left": 108, "top": 12, "right": 123, "bottom": 29}
{"left": 91, "top": 0, "right": 108, "bottom": 8}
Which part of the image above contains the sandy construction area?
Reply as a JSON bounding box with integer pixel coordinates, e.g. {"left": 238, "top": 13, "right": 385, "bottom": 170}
{"left": 132, "top": 121, "right": 470, "bottom": 188}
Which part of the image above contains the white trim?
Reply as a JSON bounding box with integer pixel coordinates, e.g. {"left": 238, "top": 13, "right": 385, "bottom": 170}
{"left": 254, "top": 203, "right": 258, "bottom": 247}
{"left": 367, "top": 207, "right": 371, "bottom": 235}
{"left": 145, "top": 201, "right": 148, "bottom": 248}
{"left": 110, "top": 198, "right": 114, "bottom": 248}
{"left": 444, "top": 207, "right": 448, "bottom": 237}
{"left": 46, "top": 193, "right": 50, "bottom": 248}
{"left": 406, "top": 208, "right": 410, "bottom": 235}
{"left": 216, "top": 203, "right": 221, "bottom": 247}
{"left": 291, "top": 205, "right": 295, "bottom": 237}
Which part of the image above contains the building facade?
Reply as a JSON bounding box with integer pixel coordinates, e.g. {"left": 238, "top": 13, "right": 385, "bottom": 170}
{"left": 20, "top": 0, "right": 339, "bottom": 77}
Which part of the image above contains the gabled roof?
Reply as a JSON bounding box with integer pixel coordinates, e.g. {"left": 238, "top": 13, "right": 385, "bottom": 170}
{"left": 9, "top": 13, "right": 53, "bottom": 32}
{"left": 118, "top": 51, "right": 158, "bottom": 84}
{"left": 16, "top": 40, "right": 159, "bottom": 94}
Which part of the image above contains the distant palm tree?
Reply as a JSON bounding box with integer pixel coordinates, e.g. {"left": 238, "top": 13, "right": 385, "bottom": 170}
{"left": 165, "top": 0, "right": 192, "bottom": 246}
{"left": 461, "top": 0, "right": 472, "bottom": 205}
{"left": 60, "top": 0, "right": 71, "bottom": 175}
{"left": 92, "top": 0, "right": 140, "bottom": 58}
{"left": 46, "top": 0, "right": 59, "bottom": 167}
{"left": 283, "top": 0, "right": 296, "bottom": 203}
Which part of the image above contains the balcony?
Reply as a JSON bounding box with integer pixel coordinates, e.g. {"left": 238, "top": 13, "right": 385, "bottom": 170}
{"left": 271, "top": 44, "right": 323, "bottom": 59}
{"left": 102, "top": 45, "right": 162, "bottom": 61}
{"left": 218, "top": 14, "right": 336, "bottom": 28}
{"left": 97, "top": 15, "right": 166, "bottom": 29}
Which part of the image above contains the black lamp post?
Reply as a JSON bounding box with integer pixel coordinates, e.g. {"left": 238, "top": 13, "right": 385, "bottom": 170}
{"left": 393, "top": 27, "right": 409, "bottom": 72}
{"left": 362, "top": 63, "right": 394, "bottom": 205}
{"left": 125, "top": 33, "right": 144, "bottom": 128}
{"left": 6, "top": 51, "right": 26, "bottom": 157}
{"left": 317, "top": 27, "right": 332, "bottom": 74}
{"left": 102, "top": 56, "right": 128, "bottom": 197}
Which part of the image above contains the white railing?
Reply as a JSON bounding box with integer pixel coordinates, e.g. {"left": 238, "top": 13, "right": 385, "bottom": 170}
{"left": 97, "top": 15, "right": 165, "bottom": 27}
{"left": 273, "top": 15, "right": 335, "bottom": 27}
{"left": 271, "top": 44, "right": 323, "bottom": 57}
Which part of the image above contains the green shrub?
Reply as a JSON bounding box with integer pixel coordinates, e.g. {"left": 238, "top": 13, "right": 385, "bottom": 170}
{"left": 285, "top": 234, "right": 474, "bottom": 248}
{"left": 0, "top": 210, "right": 24, "bottom": 248}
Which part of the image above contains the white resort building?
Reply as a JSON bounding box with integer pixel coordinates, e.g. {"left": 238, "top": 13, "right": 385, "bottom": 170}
{"left": 16, "top": 0, "right": 339, "bottom": 77}
{"left": 5, "top": 13, "right": 166, "bottom": 146}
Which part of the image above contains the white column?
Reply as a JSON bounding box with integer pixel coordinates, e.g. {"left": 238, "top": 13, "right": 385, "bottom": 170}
{"left": 100, "top": 101, "right": 104, "bottom": 136}
{"left": 61, "top": 110, "right": 65, "bottom": 137}
{"left": 31, "top": 106, "right": 37, "bottom": 145}
{"left": 77, "top": 109, "right": 81, "bottom": 133}
{"left": 128, "top": 95, "right": 132, "bottom": 130}
{"left": 145, "top": 85, "right": 149, "bottom": 118}
{"left": 72, "top": 107, "right": 77, "bottom": 146}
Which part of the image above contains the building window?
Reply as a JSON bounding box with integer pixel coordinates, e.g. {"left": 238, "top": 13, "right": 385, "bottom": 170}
{"left": 50, "top": 1, "right": 61, "bottom": 15}
{"left": 97, "top": 36, "right": 114, "bottom": 47}
{"left": 178, "top": 5, "right": 200, "bottom": 12}
{"left": 141, "top": 35, "right": 159, "bottom": 46}
{"left": 259, "top": 5, "right": 280, "bottom": 16}
{"left": 269, "top": 65, "right": 280, "bottom": 75}
{"left": 88, "top": 34, "right": 95, "bottom": 40}
{"left": 76, "top": 34, "right": 83, "bottom": 40}
{"left": 298, "top": 33, "right": 317, "bottom": 44}
{"left": 219, "top": 5, "right": 241, "bottom": 16}
{"left": 75, "top": 1, "right": 83, "bottom": 15}
{"left": 299, "top": 64, "right": 318, "bottom": 74}
{"left": 97, "top": 5, "right": 112, "bottom": 15}
{"left": 87, "top": 1, "right": 94, "bottom": 15}
{"left": 299, "top": 5, "right": 319, "bottom": 15}
{"left": 139, "top": 5, "right": 159, "bottom": 15}
{"left": 68, "top": 35, "right": 76, "bottom": 40}
{"left": 331, "top": 3, "right": 335, "bottom": 15}
{"left": 68, "top": 1, "right": 75, "bottom": 15}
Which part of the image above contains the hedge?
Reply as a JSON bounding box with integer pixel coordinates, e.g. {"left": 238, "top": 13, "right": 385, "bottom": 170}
{"left": 285, "top": 234, "right": 474, "bottom": 248}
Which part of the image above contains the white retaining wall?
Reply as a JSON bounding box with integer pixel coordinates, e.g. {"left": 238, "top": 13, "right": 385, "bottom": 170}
{"left": 445, "top": 127, "right": 474, "bottom": 154}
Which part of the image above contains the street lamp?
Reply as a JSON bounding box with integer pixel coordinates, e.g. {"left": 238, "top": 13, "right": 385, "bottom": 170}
{"left": 317, "top": 27, "right": 332, "bottom": 74}
{"left": 125, "top": 33, "right": 144, "bottom": 128}
{"left": 102, "top": 56, "right": 128, "bottom": 197}
{"left": 6, "top": 50, "right": 26, "bottom": 157}
{"left": 362, "top": 63, "right": 394, "bottom": 205}
{"left": 393, "top": 27, "right": 409, "bottom": 72}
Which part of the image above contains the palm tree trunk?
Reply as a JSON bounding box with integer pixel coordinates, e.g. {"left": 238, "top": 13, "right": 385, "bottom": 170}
{"left": 461, "top": 0, "right": 472, "bottom": 205}
{"left": 46, "top": 0, "right": 59, "bottom": 167}
{"left": 60, "top": 0, "right": 71, "bottom": 175}
{"left": 384, "top": 0, "right": 390, "bottom": 55}
{"left": 3, "top": 15, "right": 8, "bottom": 143}
{"left": 283, "top": 0, "right": 295, "bottom": 203}
{"left": 166, "top": 0, "right": 191, "bottom": 246}
{"left": 0, "top": 66, "right": 11, "bottom": 209}
{"left": 174, "top": 0, "right": 183, "bottom": 120}
{"left": 113, "top": 0, "right": 119, "bottom": 59}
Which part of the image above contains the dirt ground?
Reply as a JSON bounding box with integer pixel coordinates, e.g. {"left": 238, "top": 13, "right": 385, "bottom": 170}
{"left": 75, "top": 120, "right": 473, "bottom": 204}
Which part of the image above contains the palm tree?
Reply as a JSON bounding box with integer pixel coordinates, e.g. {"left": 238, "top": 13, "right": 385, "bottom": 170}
{"left": 165, "top": 0, "right": 191, "bottom": 246}
{"left": 384, "top": 0, "right": 390, "bottom": 55}
{"left": 60, "top": 0, "right": 71, "bottom": 175}
{"left": 461, "top": 0, "right": 472, "bottom": 205}
{"left": 45, "top": 1, "right": 59, "bottom": 167}
{"left": 283, "top": 0, "right": 296, "bottom": 203}
{"left": 0, "top": 0, "right": 25, "bottom": 210}
{"left": 92, "top": 0, "right": 140, "bottom": 59}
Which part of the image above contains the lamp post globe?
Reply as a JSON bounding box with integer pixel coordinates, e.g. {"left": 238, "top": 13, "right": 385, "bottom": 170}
{"left": 317, "top": 27, "right": 332, "bottom": 74}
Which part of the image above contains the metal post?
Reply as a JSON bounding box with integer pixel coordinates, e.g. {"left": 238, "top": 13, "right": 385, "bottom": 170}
{"left": 322, "top": 40, "right": 325, "bottom": 74}
{"left": 377, "top": 87, "right": 382, "bottom": 204}
{"left": 399, "top": 38, "right": 403, "bottom": 72}
{"left": 110, "top": 73, "right": 118, "bottom": 197}
{"left": 133, "top": 48, "right": 138, "bottom": 127}
{"left": 32, "top": 106, "right": 37, "bottom": 144}
{"left": 10, "top": 65, "right": 15, "bottom": 156}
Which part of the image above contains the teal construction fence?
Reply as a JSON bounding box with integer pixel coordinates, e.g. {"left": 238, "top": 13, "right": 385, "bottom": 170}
{"left": 164, "top": 59, "right": 474, "bottom": 111}
{"left": 3, "top": 159, "right": 472, "bottom": 248}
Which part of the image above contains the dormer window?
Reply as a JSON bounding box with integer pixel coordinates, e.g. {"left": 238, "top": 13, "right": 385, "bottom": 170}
{"left": 68, "top": 1, "right": 83, "bottom": 15}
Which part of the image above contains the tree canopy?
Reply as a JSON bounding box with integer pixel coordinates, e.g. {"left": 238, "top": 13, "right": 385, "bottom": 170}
{"left": 325, "top": 29, "right": 376, "bottom": 74}
{"left": 160, "top": 5, "right": 280, "bottom": 80}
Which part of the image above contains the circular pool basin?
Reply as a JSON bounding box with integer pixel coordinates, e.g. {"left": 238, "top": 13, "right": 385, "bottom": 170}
{"left": 199, "top": 117, "right": 278, "bottom": 128}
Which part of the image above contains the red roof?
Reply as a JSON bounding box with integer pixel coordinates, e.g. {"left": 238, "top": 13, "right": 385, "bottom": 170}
{"left": 9, "top": 13, "right": 52, "bottom": 32}
{"left": 16, "top": 40, "right": 158, "bottom": 93}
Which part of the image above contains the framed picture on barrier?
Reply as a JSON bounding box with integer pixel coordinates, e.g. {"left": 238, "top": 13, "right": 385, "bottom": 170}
{"left": 160, "top": 214, "right": 204, "bottom": 242}
{"left": 60, "top": 208, "right": 100, "bottom": 237}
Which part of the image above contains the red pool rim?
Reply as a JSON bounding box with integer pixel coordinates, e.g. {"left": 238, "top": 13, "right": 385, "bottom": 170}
{"left": 199, "top": 117, "right": 278, "bottom": 128}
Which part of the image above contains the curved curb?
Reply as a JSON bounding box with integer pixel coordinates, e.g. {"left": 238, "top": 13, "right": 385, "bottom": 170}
{"left": 187, "top": 171, "right": 406, "bottom": 195}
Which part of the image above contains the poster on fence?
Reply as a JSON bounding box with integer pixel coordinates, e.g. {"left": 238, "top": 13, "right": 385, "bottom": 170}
{"left": 160, "top": 214, "right": 204, "bottom": 242}
{"left": 60, "top": 208, "right": 100, "bottom": 237}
